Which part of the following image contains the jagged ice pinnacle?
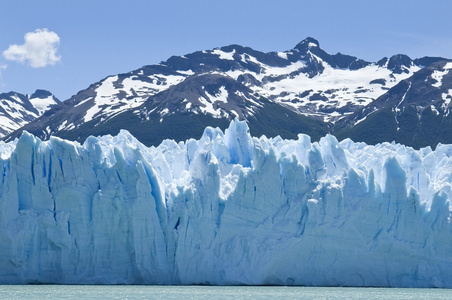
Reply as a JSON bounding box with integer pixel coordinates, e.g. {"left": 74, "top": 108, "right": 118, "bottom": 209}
{"left": 0, "top": 120, "right": 451, "bottom": 287}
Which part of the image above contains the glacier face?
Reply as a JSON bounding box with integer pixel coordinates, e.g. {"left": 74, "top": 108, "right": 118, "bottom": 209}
{"left": 0, "top": 120, "right": 452, "bottom": 287}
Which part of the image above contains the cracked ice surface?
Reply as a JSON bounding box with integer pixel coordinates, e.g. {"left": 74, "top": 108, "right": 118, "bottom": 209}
{"left": 0, "top": 120, "right": 452, "bottom": 287}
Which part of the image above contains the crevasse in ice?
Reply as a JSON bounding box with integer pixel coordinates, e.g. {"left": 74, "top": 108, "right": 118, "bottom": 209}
{"left": 0, "top": 120, "right": 451, "bottom": 287}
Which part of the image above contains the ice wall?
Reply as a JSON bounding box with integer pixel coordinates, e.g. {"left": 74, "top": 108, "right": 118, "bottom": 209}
{"left": 1, "top": 120, "right": 452, "bottom": 287}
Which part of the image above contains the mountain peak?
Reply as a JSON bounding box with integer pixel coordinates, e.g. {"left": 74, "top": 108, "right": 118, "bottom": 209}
{"left": 377, "top": 54, "right": 414, "bottom": 74}
{"left": 294, "top": 37, "right": 320, "bottom": 52}
{"left": 30, "top": 89, "right": 53, "bottom": 99}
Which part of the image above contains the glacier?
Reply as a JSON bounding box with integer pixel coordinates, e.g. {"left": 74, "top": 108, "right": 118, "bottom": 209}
{"left": 1, "top": 120, "right": 452, "bottom": 287}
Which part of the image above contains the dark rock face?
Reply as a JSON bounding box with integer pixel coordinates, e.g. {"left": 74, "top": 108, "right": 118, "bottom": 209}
{"left": 30, "top": 89, "right": 57, "bottom": 99}
{"left": 387, "top": 54, "right": 414, "bottom": 74}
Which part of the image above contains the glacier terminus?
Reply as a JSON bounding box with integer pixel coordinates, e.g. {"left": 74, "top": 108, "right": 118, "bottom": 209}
{"left": 0, "top": 120, "right": 452, "bottom": 287}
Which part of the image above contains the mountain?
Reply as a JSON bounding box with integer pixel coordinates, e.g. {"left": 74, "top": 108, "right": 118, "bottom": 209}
{"left": 334, "top": 60, "right": 452, "bottom": 148}
{"left": 1, "top": 120, "right": 452, "bottom": 287}
{"left": 0, "top": 90, "right": 59, "bottom": 138}
{"left": 4, "top": 38, "right": 452, "bottom": 148}
{"left": 9, "top": 73, "right": 329, "bottom": 145}
{"left": 4, "top": 37, "right": 431, "bottom": 146}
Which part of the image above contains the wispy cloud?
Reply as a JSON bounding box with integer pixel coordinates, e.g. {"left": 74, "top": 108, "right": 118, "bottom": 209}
{"left": 2, "top": 28, "right": 61, "bottom": 68}
{"left": 0, "top": 64, "right": 6, "bottom": 89}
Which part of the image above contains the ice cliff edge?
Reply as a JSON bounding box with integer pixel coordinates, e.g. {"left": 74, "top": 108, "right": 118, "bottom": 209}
{"left": 1, "top": 120, "right": 452, "bottom": 287}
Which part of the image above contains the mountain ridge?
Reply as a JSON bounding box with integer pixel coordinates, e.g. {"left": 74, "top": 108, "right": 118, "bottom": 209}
{"left": 0, "top": 90, "right": 59, "bottom": 138}
{"left": 2, "top": 37, "right": 452, "bottom": 148}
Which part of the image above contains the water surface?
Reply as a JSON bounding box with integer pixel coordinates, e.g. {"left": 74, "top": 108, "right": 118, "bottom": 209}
{"left": 1, "top": 285, "right": 451, "bottom": 299}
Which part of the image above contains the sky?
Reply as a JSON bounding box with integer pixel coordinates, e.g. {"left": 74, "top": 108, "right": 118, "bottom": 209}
{"left": 1, "top": 0, "right": 451, "bottom": 101}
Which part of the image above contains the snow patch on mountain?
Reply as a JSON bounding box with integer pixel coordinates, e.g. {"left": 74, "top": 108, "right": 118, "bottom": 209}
{"left": 276, "top": 52, "right": 288, "bottom": 60}
{"left": 206, "top": 86, "right": 228, "bottom": 104}
{"left": 213, "top": 48, "right": 235, "bottom": 60}
{"left": 442, "top": 89, "right": 452, "bottom": 109}
{"left": 198, "top": 96, "right": 224, "bottom": 118}
{"left": 74, "top": 97, "right": 92, "bottom": 108}
{"left": 431, "top": 62, "right": 452, "bottom": 88}
{"left": 227, "top": 59, "right": 306, "bottom": 81}
{"left": 176, "top": 69, "right": 195, "bottom": 76}
{"left": 28, "top": 94, "right": 57, "bottom": 115}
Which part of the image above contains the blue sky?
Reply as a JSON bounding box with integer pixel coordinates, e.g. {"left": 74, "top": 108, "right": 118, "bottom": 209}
{"left": 1, "top": 0, "right": 451, "bottom": 101}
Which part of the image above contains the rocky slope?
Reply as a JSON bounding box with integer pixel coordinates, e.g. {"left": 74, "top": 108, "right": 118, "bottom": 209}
{"left": 0, "top": 90, "right": 59, "bottom": 138}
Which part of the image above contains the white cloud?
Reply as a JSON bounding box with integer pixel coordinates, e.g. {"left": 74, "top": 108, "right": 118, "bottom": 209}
{"left": 3, "top": 28, "right": 61, "bottom": 68}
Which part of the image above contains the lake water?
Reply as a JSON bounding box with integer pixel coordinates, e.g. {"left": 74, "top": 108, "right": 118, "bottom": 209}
{"left": 1, "top": 285, "right": 452, "bottom": 299}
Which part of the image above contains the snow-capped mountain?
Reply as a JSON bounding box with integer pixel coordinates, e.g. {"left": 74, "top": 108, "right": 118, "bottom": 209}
{"left": 334, "top": 59, "right": 452, "bottom": 148}
{"left": 1, "top": 120, "right": 452, "bottom": 287}
{"left": 237, "top": 39, "right": 421, "bottom": 122}
{"left": 0, "top": 90, "right": 59, "bottom": 138}
{"left": 4, "top": 38, "right": 451, "bottom": 148}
